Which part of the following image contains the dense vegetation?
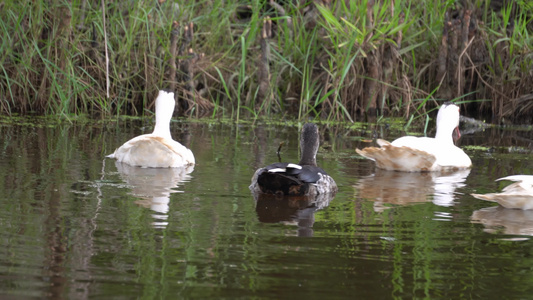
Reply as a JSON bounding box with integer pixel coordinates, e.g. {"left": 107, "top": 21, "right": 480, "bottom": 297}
{"left": 0, "top": 0, "right": 532, "bottom": 123}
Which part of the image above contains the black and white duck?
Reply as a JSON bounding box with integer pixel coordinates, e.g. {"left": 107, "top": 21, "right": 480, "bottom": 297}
{"left": 249, "top": 123, "right": 337, "bottom": 196}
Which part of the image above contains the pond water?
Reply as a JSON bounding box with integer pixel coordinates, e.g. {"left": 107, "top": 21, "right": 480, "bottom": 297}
{"left": 0, "top": 117, "right": 532, "bottom": 299}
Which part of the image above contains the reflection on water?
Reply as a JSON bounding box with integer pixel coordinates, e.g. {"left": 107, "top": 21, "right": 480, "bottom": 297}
{"left": 432, "top": 169, "right": 471, "bottom": 206}
{"left": 113, "top": 161, "right": 194, "bottom": 228}
{"left": 1, "top": 121, "right": 533, "bottom": 299}
{"left": 472, "top": 206, "right": 533, "bottom": 237}
{"left": 356, "top": 169, "right": 470, "bottom": 211}
{"left": 253, "top": 192, "right": 335, "bottom": 236}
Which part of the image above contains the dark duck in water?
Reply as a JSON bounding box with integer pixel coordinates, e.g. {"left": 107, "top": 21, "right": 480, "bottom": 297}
{"left": 249, "top": 123, "right": 338, "bottom": 196}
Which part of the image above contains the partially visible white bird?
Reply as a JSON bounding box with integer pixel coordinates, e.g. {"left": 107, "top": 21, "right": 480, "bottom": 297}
{"left": 471, "top": 175, "right": 533, "bottom": 210}
{"left": 356, "top": 102, "right": 472, "bottom": 172}
{"left": 107, "top": 89, "right": 195, "bottom": 168}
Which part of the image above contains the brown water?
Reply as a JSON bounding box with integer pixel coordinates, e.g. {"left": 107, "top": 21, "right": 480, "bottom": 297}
{"left": 0, "top": 118, "right": 532, "bottom": 299}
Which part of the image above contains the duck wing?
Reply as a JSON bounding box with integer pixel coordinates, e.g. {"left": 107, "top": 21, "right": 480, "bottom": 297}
{"left": 491, "top": 176, "right": 533, "bottom": 195}
{"left": 471, "top": 175, "right": 533, "bottom": 209}
{"left": 285, "top": 165, "right": 327, "bottom": 183}
{"left": 255, "top": 163, "right": 330, "bottom": 196}
{"left": 471, "top": 191, "right": 533, "bottom": 209}
{"left": 256, "top": 169, "right": 309, "bottom": 196}
{"left": 356, "top": 139, "right": 436, "bottom": 172}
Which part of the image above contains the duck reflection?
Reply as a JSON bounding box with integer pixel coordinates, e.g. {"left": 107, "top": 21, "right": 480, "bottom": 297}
{"left": 355, "top": 169, "right": 470, "bottom": 211}
{"left": 115, "top": 161, "right": 194, "bottom": 228}
{"left": 253, "top": 192, "right": 335, "bottom": 237}
{"left": 471, "top": 206, "right": 533, "bottom": 237}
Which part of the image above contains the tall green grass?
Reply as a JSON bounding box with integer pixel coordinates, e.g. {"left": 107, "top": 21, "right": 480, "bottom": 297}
{"left": 0, "top": 0, "right": 531, "bottom": 123}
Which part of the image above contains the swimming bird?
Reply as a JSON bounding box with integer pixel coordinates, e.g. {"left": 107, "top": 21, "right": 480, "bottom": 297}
{"left": 107, "top": 89, "right": 195, "bottom": 168}
{"left": 471, "top": 175, "right": 533, "bottom": 210}
{"left": 356, "top": 102, "right": 472, "bottom": 172}
{"left": 249, "top": 123, "right": 337, "bottom": 196}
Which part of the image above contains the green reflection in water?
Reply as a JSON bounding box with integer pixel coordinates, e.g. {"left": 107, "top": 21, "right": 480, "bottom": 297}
{"left": 0, "top": 120, "right": 532, "bottom": 299}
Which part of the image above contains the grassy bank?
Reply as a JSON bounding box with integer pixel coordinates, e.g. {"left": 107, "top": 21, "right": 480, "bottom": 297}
{"left": 0, "top": 0, "right": 532, "bottom": 123}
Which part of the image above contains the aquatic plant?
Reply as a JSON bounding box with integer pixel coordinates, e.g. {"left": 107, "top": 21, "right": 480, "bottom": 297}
{"left": 0, "top": 0, "right": 531, "bottom": 124}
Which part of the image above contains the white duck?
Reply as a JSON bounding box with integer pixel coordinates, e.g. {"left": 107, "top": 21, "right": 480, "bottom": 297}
{"left": 471, "top": 175, "right": 533, "bottom": 210}
{"left": 356, "top": 102, "right": 472, "bottom": 172}
{"left": 107, "top": 89, "right": 195, "bottom": 168}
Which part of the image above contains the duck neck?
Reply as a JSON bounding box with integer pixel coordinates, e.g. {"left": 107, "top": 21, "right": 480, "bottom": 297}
{"left": 299, "top": 149, "right": 317, "bottom": 166}
{"left": 298, "top": 124, "right": 319, "bottom": 167}
{"left": 153, "top": 119, "right": 172, "bottom": 140}
{"left": 434, "top": 102, "right": 459, "bottom": 145}
{"left": 152, "top": 92, "right": 175, "bottom": 140}
{"left": 434, "top": 125, "right": 455, "bottom": 145}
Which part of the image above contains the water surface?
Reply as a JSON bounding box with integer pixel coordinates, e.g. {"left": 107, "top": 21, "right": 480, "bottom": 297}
{"left": 0, "top": 118, "right": 532, "bottom": 299}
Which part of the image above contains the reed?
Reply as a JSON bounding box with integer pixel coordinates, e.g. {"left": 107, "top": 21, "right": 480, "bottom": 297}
{"left": 0, "top": 0, "right": 531, "bottom": 124}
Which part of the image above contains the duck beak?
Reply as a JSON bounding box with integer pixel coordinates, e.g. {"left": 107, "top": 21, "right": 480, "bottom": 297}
{"left": 453, "top": 126, "right": 461, "bottom": 144}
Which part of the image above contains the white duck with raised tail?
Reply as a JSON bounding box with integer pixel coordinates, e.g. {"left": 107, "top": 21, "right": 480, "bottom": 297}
{"left": 472, "top": 175, "right": 533, "bottom": 210}
{"left": 356, "top": 102, "right": 472, "bottom": 172}
{"left": 107, "top": 89, "right": 195, "bottom": 168}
